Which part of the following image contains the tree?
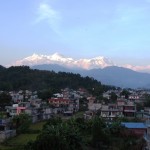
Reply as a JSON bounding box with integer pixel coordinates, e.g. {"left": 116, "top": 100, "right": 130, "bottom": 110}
{"left": 12, "top": 113, "right": 31, "bottom": 134}
{"left": 25, "top": 117, "right": 83, "bottom": 150}
{"left": 0, "top": 65, "right": 116, "bottom": 94}
{"left": 37, "top": 89, "right": 54, "bottom": 101}
{"left": 91, "top": 117, "right": 110, "bottom": 149}
{"left": 109, "top": 121, "right": 123, "bottom": 136}
{"left": 136, "top": 103, "right": 144, "bottom": 111}
{"left": 24, "top": 116, "right": 144, "bottom": 150}
{"left": 120, "top": 89, "right": 130, "bottom": 99}
{"left": 144, "top": 94, "right": 150, "bottom": 107}
{"left": 79, "top": 97, "right": 88, "bottom": 111}
{"left": 0, "top": 92, "right": 12, "bottom": 109}
{"left": 110, "top": 92, "right": 117, "bottom": 103}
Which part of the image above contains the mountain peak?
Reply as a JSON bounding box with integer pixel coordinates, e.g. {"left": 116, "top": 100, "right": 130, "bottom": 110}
{"left": 11, "top": 53, "right": 114, "bottom": 69}
{"left": 51, "top": 52, "right": 64, "bottom": 58}
{"left": 50, "top": 53, "right": 66, "bottom": 61}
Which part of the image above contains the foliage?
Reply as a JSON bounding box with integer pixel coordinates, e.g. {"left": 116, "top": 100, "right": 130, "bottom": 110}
{"left": 120, "top": 89, "right": 130, "bottom": 99}
{"left": 108, "top": 121, "right": 124, "bottom": 136}
{"left": 116, "top": 116, "right": 143, "bottom": 123}
{"left": 0, "top": 111, "right": 7, "bottom": 119}
{"left": 37, "top": 89, "right": 56, "bottom": 101}
{"left": 79, "top": 97, "right": 88, "bottom": 111}
{"left": 0, "top": 66, "right": 115, "bottom": 97}
{"left": 91, "top": 117, "right": 110, "bottom": 149}
{"left": 24, "top": 117, "right": 112, "bottom": 150}
{"left": 0, "top": 121, "right": 47, "bottom": 150}
{"left": 29, "top": 121, "right": 47, "bottom": 131}
{"left": 25, "top": 117, "right": 83, "bottom": 150}
{"left": 2, "top": 133, "right": 38, "bottom": 150}
{"left": 136, "top": 103, "right": 144, "bottom": 111}
{"left": 66, "top": 117, "right": 92, "bottom": 136}
{"left": 0, "top": 92, "right": 12, "bottom": 109}
{"left": 144, "top": 94, "right": 150, "bottom": 107}
{"left": 110, "top": 92, "right": 117, "bottom": 103}
{"left": 6, "top": 116, "right": 144, "bottom": 150}
{"left": 43, "top": 117, "right": 62, "bottom": 128}
{"left": 12, "top": 113, "right": 32, "bottom": 134}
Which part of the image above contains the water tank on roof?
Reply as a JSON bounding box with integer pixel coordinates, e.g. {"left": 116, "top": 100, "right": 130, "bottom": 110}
{"left": 13, "top": 104, "right": 18, "bottom": 107}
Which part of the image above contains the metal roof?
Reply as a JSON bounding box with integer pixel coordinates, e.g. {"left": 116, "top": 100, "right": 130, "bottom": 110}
{"left": 121, "top": 122, "right": 146, "bottom": 129}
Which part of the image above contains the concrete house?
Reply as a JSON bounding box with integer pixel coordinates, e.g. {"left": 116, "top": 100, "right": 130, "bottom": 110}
{"left": 0, "top": 118, "right": 16, "bottom": 142}
{"left": 121, "top": 122, "right": 147, "bottom": 137}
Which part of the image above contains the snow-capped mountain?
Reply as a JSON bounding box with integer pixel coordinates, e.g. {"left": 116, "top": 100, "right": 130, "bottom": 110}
{"left": 9, "top": 53, "right": 150, "bottom": 88}
{"left": 12, "top": 53, "right": 114, "bottom": 70}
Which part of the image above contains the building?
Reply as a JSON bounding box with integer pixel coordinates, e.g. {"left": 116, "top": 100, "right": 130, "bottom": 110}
{"left": 48, "top": 98, "right": 70, "bottom": 108}
{"left": 101, "top": 104, "right": 123, "bottom": 120}
{"left": 0, "top": 118, "right": 16, "bottom": 142}
{"left": 121, "top": 122, "right": 147, "bottom": 137}
{"left": 123, "top": 101, "right": 136, "bottom": 117}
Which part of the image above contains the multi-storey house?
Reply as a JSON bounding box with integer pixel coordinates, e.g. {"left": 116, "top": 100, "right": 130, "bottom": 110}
{"left": 123, "top": 101, "right": 136, "bottom": 117}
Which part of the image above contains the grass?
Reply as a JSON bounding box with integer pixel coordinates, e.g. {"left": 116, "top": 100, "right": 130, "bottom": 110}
{"left": 2, "top": 134, "right": 38, "bottom": 150}
{"left": 29, "top": 121, "right": 46, "bottom": 131}
{"left": 0, "top": 121, "right": 46, "bottom": 150}
{"left": 0, "top": 145, "right": 14, "bottom": 150}
{"left": 7, "top": 134, "right": 38, "bottom": 146}
{"left": 0, "top": 112, "right": 7, "bottom": 119}
{"left": 73, "top": 111, "right": 84, "bottom": 118}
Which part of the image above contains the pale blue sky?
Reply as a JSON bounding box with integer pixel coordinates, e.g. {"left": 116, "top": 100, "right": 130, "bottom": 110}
{"left": 0, "top": 0, "right": 150, "bottom": 68}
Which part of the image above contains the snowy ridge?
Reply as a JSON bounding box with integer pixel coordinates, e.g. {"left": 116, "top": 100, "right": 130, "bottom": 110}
{"left": 12, "top": 53, "right": 114, "bottom": 70}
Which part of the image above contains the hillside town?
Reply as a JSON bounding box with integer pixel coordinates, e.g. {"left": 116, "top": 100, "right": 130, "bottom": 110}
{"left": 0, "top": 87, "right": 150, "bottom": 149}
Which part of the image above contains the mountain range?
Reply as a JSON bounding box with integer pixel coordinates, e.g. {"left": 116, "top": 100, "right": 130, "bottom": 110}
{"left": 31, "top": 64, "right": 150, "bottom": 89}
{"left": 12, "top": 53, "right": 114, "bottom": 70}
{"left": 11, "top": 53, "right": 150, "bottom": 88}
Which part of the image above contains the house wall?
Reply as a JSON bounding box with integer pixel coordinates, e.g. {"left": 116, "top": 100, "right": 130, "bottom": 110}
{"left": 127, "top": 128, "right": 146, "bottom": 137}
{"left": 123, "top": 112, "right": 135, "bottom": 117}
{"left": 101, "top": 111, "right": 109, "bottom": 117}
{"left": 0, "top": 130, "right": 16, "bottom": 143}
{"left": 16, "top": 107, "right": 26, "bottom": 114}
{"left": 124, "top": 106, "right": 135, "bottom": 110}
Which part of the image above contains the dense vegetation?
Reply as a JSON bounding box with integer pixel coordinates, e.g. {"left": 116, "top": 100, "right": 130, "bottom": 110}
{"left": 0, "top": 92, "right": 12, "bottom": 109}
{"left": 24, "top": 117, "right": 145, "bottom": 150}
{"left": 12, "top": 113, "right": 32, "bottom": 134}
{"left": 0, "top": 65, "right": 115, "bottom": 95}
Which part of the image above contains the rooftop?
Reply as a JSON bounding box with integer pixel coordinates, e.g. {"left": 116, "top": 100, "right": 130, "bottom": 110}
{"left": 121, "top": 122, "right": 146, "bottom": 129}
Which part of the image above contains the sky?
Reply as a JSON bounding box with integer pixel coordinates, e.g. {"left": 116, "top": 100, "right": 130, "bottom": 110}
{"left": 1, "top": 0, "right": 150, "bottom": 71}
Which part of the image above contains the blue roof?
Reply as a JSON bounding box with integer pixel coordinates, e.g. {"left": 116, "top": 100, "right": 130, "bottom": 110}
{"left": 121, "top": 122, "right": 146, "bottom": 129}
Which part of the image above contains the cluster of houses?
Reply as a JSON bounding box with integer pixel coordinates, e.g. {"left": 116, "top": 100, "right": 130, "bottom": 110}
{"left": 5, "top": 88, "right": 148, "bottom": 121}
{"left": 84, "top": 88, "right": 149, "bottom": 120}
{"left": 0, "top": 88, "right": 86, "bottom": 142}
{"left": 5, "top": 88, "right": 84, "bottom": 121}
{"left": 85, "top": 98, "right": 136, "bottom": 120}
{"left": 85, "top": 89, "right": 150, "bottom": 149}
{"left": 1, "top": 87, "right": 150, "bottom": 148}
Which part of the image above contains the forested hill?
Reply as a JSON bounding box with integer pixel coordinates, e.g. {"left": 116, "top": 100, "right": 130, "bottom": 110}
{"left": 0, "top": 66, "right": 115, "bottom": 94}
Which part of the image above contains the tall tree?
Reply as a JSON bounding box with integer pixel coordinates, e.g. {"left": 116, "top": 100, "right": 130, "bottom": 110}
{"left": 110, "top": 92, "right": 117, "bottom": 103}
{"left": 0, "top": 92, "right": 12, "bottom": 109}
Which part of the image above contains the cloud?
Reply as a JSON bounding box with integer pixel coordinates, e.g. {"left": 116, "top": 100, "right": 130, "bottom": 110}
{"left": 35, "top": 2, "right": 61, "bottom": 33}
{"left": 123, "top": 64, "right": 150, "bottom": 73}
